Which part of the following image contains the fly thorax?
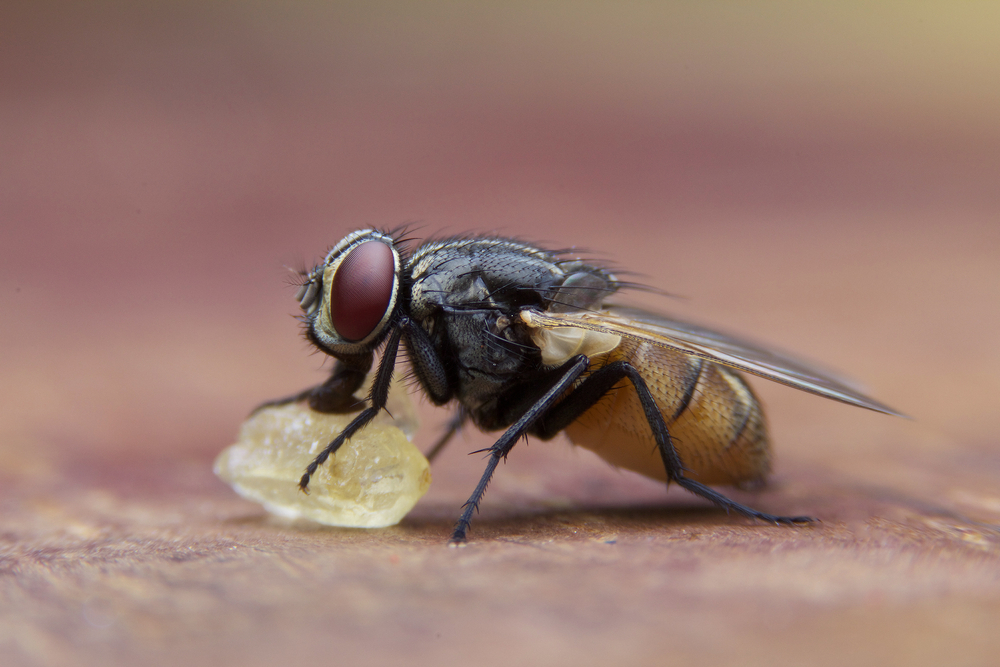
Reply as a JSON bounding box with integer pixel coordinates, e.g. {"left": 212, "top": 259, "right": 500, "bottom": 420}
{"left": 410, "top": 266, "right": 494, "bottom": 313}
{"left": 446, "top": 311, "right": 527, "bottom": 371}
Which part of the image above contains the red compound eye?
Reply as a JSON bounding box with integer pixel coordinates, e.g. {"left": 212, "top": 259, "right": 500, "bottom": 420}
{"left": 329, "top": 240, "right": 396, "bottom": 342}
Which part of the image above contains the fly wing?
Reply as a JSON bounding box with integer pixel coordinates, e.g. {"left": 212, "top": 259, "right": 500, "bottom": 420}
{"left": 521, "top": 306, "right": 904, "bottom": 417}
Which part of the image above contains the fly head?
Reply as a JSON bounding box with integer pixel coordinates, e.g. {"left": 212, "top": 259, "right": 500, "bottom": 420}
{"left": 296, "top": 229, "right": 406, "bottom": 360}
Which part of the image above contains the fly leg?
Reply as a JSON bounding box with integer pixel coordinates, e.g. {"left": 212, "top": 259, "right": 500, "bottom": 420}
{"left": 451, "top": 356, "right": 590, "bottom": 544}
{"left": 299, "top": 316, "right": 452, "bottom": 491}
{"left": 297, "top": 326, "right": 402, "bottom": 491}
{"left": 249, "top": 386, "right": 320, "bottom": 415}
{"left": 249, "top": 354, "right": 373, "bottom": 416}
{"left": 530, "top": 360, "right": 814, "bottom": 526}
{"left": 425, "top": 407, "right": 468, "bottom": 463}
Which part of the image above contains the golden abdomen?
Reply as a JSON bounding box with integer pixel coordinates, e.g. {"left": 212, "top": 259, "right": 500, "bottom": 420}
{"left": 563, "top": 339, "right": 771, "bottom": 486}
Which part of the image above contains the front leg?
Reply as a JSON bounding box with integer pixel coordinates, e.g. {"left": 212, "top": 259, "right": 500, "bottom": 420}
{"left": 298, "top": 325, "right": 404, "bottom": 491}
{"left": 249, "top": 353, "right": 373, "bottom": 416}
{"left": 299, "top": 316, "right": 451, "bottom": 491}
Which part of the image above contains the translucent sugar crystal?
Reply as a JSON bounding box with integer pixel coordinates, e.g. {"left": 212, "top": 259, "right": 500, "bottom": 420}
{"left": 214, "top": 388, "right": 429, "bottom": 528}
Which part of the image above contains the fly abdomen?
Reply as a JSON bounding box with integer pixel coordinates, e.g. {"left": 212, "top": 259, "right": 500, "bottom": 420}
{"left": 667, "top": 362, "right": 770, "bottom": 486}
{"left": 564, "top": 339, "right": 771, "bottom": 487}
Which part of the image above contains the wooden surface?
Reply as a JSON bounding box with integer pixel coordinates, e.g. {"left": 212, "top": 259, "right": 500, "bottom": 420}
{"left": 3, "top": 3, "right": 1000, "bottom": 666}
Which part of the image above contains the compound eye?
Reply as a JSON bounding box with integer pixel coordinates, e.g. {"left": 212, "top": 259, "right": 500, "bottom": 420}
{"left": 329, "top": 240, "right": 396, "bottom": 342}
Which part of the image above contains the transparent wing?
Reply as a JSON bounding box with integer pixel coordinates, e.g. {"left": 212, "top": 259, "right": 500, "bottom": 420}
{"left": 521, "top": 305, "right": 904, "bottom": 417}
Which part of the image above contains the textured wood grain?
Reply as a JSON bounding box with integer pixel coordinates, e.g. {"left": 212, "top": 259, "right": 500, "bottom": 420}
{"left": 4, "top": 432, "right": 1000, "bottom": 667}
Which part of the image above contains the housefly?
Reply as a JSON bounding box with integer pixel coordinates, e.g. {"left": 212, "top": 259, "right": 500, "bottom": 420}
{"left": 258, "top": 228, "right": 901, "bottom": 542}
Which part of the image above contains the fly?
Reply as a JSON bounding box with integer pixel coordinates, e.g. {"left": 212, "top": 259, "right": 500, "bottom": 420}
{"left": 256, "top": 228, "right": 902, "bottom": 543}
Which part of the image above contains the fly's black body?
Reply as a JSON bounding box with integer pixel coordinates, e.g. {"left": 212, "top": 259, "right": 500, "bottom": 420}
{"left": 406, "top": 236, "right": 614, "bottom": 432}
{"left": 259, "top": 228, "right": 900, "bottom": 543}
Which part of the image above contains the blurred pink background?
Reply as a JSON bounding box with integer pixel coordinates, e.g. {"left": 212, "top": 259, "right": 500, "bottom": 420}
{"left": 3, "top": 2, "right": 997, "bottom": 463}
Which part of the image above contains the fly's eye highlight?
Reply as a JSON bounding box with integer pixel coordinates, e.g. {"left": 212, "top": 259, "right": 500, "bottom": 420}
{"left": 329, "top": 240, "right": 396, "bottom": 342}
